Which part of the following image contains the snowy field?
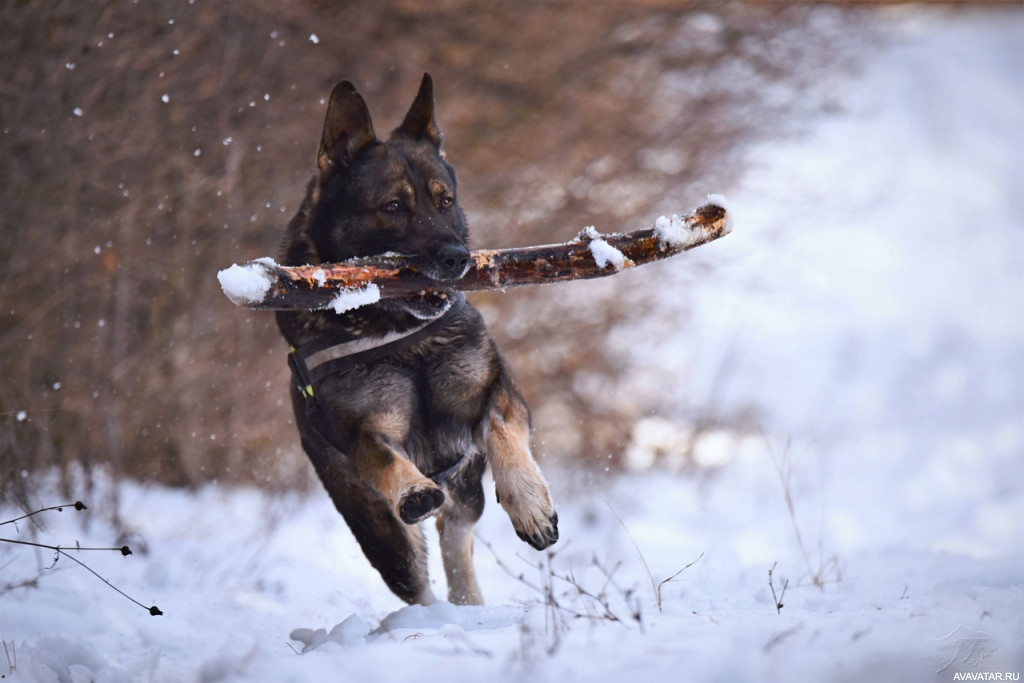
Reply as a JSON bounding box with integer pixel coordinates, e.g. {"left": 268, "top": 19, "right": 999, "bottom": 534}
{"left": 2, "top": 9, "right": 1022, "bottom": 682}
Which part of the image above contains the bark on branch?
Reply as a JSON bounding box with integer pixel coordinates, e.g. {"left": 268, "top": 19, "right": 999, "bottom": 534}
{"left": 218, "top": 199, "right": 730, "bottom": 311}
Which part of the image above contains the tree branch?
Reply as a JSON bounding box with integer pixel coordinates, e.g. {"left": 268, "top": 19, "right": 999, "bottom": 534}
{"left": 0, "top": 501, "right": 86, "bottom": 527}
{"left": 1, "top": 503, "right": 162, "bottom": 616}
{"left": 218, "top": 199, "right": 730, "bottom": 311}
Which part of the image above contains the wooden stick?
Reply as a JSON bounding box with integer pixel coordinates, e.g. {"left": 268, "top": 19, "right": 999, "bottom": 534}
{"left": 218, "top": 199, "right": 730, "bottom": 311}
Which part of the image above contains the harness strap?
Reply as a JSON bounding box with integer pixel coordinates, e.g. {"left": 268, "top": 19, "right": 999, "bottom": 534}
{"left": 287, "top": 293, "right": 470, "bottom": 483}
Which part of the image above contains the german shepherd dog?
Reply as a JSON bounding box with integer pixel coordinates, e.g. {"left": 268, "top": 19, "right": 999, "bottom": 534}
{"left": 276, "top": 74, "right": 558, "bottom": 605}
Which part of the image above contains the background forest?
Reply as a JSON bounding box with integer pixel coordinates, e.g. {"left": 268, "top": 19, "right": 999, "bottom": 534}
{"left": 2, "top": 0, "right": 865, "bottom": 501}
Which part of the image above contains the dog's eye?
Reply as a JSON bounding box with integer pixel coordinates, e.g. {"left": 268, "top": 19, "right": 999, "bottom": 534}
{"left": 382, "top": 200, "right": 403, "bottom": 214}
{"left": 439, "top": 196, "right": 454, "bottom": 211}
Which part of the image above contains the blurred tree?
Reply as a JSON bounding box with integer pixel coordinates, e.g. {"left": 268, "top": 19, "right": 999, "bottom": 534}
{"left": 0, "top": 0, "right": 867, "bottom": 507}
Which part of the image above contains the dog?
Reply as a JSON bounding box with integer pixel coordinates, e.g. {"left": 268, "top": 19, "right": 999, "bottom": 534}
{"left": 276, "top": 74, "right": 558, "bottom": 606}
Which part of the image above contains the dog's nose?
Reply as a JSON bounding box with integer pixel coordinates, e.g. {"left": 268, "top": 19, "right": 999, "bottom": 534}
{"left": 436, "top": 243, "right": 471, "bottom": 280}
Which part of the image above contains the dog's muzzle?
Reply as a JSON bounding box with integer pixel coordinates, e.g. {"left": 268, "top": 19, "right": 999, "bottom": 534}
{"left": 424, "top": 242, "right": 471, "bottom": 281}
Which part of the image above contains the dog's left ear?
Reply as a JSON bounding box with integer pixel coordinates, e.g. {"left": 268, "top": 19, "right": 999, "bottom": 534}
{"left": 393, "top": 73, "right": 442, "bottom": 148}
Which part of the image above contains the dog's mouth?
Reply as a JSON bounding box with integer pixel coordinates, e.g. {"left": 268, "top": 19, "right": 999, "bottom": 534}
{"left": 399, "top": 288, "right": 456, "bottom": 320}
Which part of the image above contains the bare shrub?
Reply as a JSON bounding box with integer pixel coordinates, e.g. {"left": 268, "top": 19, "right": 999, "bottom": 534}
{"left": 1, "top": 500, "right": 161, "bottom": 615}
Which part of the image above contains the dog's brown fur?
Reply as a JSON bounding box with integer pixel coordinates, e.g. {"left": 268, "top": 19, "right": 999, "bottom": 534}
{"left": 275, "top": 74, "right": 558, "bottom": 605}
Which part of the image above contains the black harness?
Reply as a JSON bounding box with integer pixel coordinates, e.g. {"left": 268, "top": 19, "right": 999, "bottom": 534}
{"left": 287, "top": 293, "right": 470, "bottom": 483}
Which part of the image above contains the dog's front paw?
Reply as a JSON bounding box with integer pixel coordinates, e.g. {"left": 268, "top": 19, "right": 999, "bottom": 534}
{"left": 496, "top": 479, "right": 559, "bottom": 550}
{"left": 399, "top": 483, "right": 445, "bottom": 524}
{"left": 515, "top": 509, "right": 559, "bottom": 550}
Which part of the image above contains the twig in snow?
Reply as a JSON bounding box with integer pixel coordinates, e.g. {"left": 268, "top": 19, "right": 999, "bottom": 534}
{"left": 0, "top": 502, "right": 163, "bottom": 616}
{"left": 477, "top": 537, "right": 642, "bottom": 654}
{"left": 560, "top": 554, "right": 644, "bottom": 633}
{"left": 0, "top": 501, "right": 87, "bottom": 528}
{"left": 421, "top": 630, "right": 494, "bottom": 659}
{"left": 768, "top": 562, "right": 788, "bottom": 614}
{"left": 2, "top": 639, "right": 14, "bottom": 677}
{"left": 603, "top": 501, "right": 659, "bottom": 611}
{"left": 766, "top": 435, "right": 843, "bottom": 590}
{"left": 605, "top": 501, "right": 702, "bottom": 615}
{"left": 655, "top": 551, "right": 704, "bottom": 608}
{"left": 763, "top": 623, "right": 803, "bottom": 653}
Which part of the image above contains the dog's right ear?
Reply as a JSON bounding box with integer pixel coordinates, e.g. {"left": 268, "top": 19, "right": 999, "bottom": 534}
{"left": 317, "top": 81, "right": 377, "bottom": 176}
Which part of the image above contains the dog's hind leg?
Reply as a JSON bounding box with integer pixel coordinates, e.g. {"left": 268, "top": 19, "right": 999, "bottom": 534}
{"left": 436, "top": 458, "right": 486, "bottom": 605}
{"left": 484, "top": 371, "right": 559, "bottom": 551}
{"left": 308, "top": 450, "right": 437, "bottom": 605}
{"left": 437, "top": 516, "right": 482, "bottom": 605}
{"left": 343, "top": 496, "right": 436, "bottom": 605}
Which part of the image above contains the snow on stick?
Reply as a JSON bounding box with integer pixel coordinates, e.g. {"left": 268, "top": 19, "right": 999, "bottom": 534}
{"left": 218, "top": 198, "right": 730, "bottom": 311}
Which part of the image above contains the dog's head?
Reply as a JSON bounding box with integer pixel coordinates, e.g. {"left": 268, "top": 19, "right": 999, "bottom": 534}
{"left": 306, "top": 74, "right": 470, "bottom": 319}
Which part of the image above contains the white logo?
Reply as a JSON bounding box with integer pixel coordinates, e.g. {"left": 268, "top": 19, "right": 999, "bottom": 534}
{"left": 929, "top": 625, "right": 1001, "bottom": 675}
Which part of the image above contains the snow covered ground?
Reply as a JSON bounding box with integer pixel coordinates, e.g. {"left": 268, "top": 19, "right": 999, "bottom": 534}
{"left": 2, "top": 8, "right": 1022, "bottom": 682}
